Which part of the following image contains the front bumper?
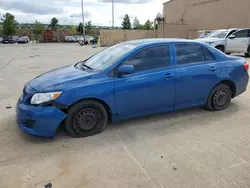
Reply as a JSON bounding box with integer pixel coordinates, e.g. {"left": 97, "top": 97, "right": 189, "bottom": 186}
{"left": 16, "top": 99, "right": 67, "bottom": 137}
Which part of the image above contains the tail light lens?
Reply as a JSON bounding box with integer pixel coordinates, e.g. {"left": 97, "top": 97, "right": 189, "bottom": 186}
{"left": 244, "top": 62, "right": 249, "bottom": 70}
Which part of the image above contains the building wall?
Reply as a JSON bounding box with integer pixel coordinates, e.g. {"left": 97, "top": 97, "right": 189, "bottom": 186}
{"left": 163, "top": 0, "right": 250, "bottom": 30}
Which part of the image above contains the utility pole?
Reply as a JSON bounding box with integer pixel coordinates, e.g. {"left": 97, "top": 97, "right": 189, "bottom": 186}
{"left": 112, "top": 0, "right": 114, "bottom": 29}
{"left": 81, "top": 0, "right": 86, "bottom": 41}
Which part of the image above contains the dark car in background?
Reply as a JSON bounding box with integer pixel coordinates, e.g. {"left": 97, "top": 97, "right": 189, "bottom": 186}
{"left": 18, "top": 36, "right": 30, "bottom": 44}
{"left": 90, "top": 36, "right": 98, "bottom": 44}
{"left": 2, "top": 36, "right": 15, "bottom": 44}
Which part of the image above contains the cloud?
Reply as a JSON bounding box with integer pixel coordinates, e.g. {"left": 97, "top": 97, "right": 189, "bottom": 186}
{"left": 0, "top": 1, "right": 63, "bottom": 15}
{"left": 0, "top": 0, "right": 162, "bottom": 26}
{"left": 100, "top": 0, "right": 152, "bottom": 4}
{"left": 70, "top": 11, "right": 91, "bottom": 19}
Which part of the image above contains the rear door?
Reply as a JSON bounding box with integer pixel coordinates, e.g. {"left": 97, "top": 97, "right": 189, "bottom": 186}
{"left": 227, "top": 29, "right": 250, "bottom": 53}
{"left": 174, "top": 43, "right": 222, "bottom": 108}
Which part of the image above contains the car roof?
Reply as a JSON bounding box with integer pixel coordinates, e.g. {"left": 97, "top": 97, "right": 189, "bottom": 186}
{"left": 123, "top": 38, "right": 196, "bottom": 46}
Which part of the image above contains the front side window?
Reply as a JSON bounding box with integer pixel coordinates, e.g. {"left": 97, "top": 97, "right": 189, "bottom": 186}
{"left": 124, "top": 46, "right": 170, "bottom": 73}
{"left": 226, "top": 30, "right": 237, "bottom": 38}
{"left": 175, "top": 44, "right": 214, "bottom": 65}
{"left": 234, "top": 30, "right": 248, "bottom": 38}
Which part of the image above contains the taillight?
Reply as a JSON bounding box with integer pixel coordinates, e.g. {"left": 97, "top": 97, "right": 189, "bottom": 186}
{"left": 244, "top": 63, "right": 249, "bottom": 70}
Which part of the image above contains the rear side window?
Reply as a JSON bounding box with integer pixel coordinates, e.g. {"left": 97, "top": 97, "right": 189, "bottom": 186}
{"left": 175, "top": 44, "right": 204, "bottom": 65}
{"left": 204, "top": 48, "right": 215, "bottom": 61}
{"left": 175, "top": 44, "right": 215, "bottom": 65}
{"left": 124, "top": 45, "right": 170, "bottom": 72}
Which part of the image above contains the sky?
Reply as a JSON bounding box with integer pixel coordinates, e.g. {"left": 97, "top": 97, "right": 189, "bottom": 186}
{"left": 0, "top": 0, "right": 167, "bottom": 26}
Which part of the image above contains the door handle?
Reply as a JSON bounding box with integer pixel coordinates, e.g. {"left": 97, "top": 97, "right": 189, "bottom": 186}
{"left": 209, "top": 66, "right": 218, "bottom": 71}
{"left": 164, "top": 73, "right": 173, "bottom": 79}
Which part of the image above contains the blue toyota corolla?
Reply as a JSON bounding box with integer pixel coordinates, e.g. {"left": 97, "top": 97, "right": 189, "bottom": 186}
{"left": 16, "top": 39, "right": 249, "bottom": 138}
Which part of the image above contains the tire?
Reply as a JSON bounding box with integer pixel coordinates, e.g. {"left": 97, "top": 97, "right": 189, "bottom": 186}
{"left": 205, "top": 84, "right": 232, "bottom": 111}
{"left": 245, "top": 46, "right": 250, "bottom": 57}
{"left": 215, "top": 46, "right": 225, "bottom": 53}
{"left": 226, "top": 53, "right": 231, "bottom": 55}
{"left": 65, "top": 100, "right": 108, "bottom": 138}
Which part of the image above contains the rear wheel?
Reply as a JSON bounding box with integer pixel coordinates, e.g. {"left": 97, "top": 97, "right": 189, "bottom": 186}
{"left": 205, "top": 84, "right": 232, "bottom": 111}
{"left": 65, "top": 100, "right": 108, "bottom": 138}
{"left": 215, "top": 46, "right": 225, "bottom": 53}
{"left": 245, "top": 46, "right": 250, "bottom": 57}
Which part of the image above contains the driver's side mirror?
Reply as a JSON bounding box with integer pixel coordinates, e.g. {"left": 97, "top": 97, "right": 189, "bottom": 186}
{"left": 117, "top": 65, "right": 135, "bottom": 76}
{"left": 228, "top": 34, "right": 235, "bottom": 39}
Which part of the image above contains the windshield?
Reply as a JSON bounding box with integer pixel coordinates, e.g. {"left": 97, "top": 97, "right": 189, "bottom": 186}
{"left": 84, "top": 43, "right": 136, "bottom": 71}
{"left": 205, "top": 30, "right": 228, "bottom": 38}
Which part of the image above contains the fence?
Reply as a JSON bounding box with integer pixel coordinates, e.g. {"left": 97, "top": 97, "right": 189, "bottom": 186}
{"left": 99, "top": 24, "right": 199, "bottom": 46}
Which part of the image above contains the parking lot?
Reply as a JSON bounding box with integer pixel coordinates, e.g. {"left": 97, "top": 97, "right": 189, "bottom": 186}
{"left": 0, "top": 43, "right": 250, "bottom": 188}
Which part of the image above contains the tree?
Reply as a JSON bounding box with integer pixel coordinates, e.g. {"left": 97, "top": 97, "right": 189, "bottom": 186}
{"left": 155, "top": 13, "right": 164, "bottom": 23}
{"left": 85, "top": 21, "right": 92, "bottom": 34}
{"left": 1, "top": 13, "right": 16, "bottom": 35}
{"left": 155, "top": 13, "right": 164, "bottom": 30}
{"left": 33, "top": 21, "right": 44, "bottom": 42}
{"left": 144, "top": 19, "right": 153, "bottom": 30}
{"left": 77, "top": 22, "right": 83, "bottom": 33}
{"left": 68, "top": 25, "right": 77, "bottom": 35}
{"left": 121, "top": 14, "right": 131, "bottom": 30}
{"left": 133, "top": 17, "right": 140, "bottom": 29}
{"left": 49, "top": 17, "right": 59, "bottom": 31}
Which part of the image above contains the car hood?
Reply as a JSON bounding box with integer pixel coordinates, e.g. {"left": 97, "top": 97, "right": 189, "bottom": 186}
{"left": 195, "top": 38, "right": 225, "bottom": 43}
{"left": 28, "top": 64, "right": 94, "bottom": 92}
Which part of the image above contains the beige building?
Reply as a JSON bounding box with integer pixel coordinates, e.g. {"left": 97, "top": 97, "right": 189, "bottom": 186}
{"left": 161, "top": 0, "right": 250, "bottom": 38}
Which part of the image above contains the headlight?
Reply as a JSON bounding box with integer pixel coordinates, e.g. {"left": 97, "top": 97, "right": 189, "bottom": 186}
{"left": 30, "top": 92, "right": 62, "bottom": 105}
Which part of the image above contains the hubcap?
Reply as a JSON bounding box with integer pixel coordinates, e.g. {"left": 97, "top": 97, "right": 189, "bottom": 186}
{"left": 213, "top": 90, "right": 229, "bottom": 108}
{"left": 73, "top": 108, "right": 101, "bottom": 134}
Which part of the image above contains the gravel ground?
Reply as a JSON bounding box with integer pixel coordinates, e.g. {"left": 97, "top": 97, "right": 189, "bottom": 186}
{"left": 0, "top": 43, "right": 250, "bottom": 188}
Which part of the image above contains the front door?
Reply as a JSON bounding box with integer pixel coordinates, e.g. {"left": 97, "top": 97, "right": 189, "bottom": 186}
{"left": 114, "top": 45, "right": 176, "bottom": 118}
{"left": 226, "top": 29, "right": 250, "bottom": 53}
{"left": 174, "top": 43, "right": 222, "bottom": 108}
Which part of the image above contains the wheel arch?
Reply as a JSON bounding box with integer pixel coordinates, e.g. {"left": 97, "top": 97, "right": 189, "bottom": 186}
{"left": 215, "top": 45, "right": 225, "bottom": 51}
{"left": 68, "top": 98, "right": 113, "bottom": 120}
{"left": 211, "top": 79, "right": 236, "bottom": 98}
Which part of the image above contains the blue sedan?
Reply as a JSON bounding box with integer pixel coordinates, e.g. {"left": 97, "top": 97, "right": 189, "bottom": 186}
{"left": 16, "top": 39, "right": 249, "bottom": 138}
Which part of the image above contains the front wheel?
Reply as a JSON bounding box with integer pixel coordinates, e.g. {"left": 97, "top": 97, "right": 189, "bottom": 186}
{"left": 65, "top": 100, "right": 108, "bottom": 138}
{"left": 205, "top": 84, "right": 232, "bottom": 111}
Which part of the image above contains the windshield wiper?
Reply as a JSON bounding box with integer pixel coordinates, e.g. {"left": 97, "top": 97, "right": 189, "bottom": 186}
{"left": 81, "top": 63, "right": 92, "bottom": 70}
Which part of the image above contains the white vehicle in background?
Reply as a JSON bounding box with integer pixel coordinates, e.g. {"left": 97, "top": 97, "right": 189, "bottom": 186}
{"left": 198, "top": 30, "right": 212, "bottom": 38}
{"left": 196, "top": 29, "right": 237, "bottom": 52}
{"left": 196, "top": 28, "right": 250, "bottom": 57}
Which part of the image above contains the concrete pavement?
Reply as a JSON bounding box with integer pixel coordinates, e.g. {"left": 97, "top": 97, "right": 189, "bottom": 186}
{"left": 0, "top": 43, "right": 250, "bottom": 188}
